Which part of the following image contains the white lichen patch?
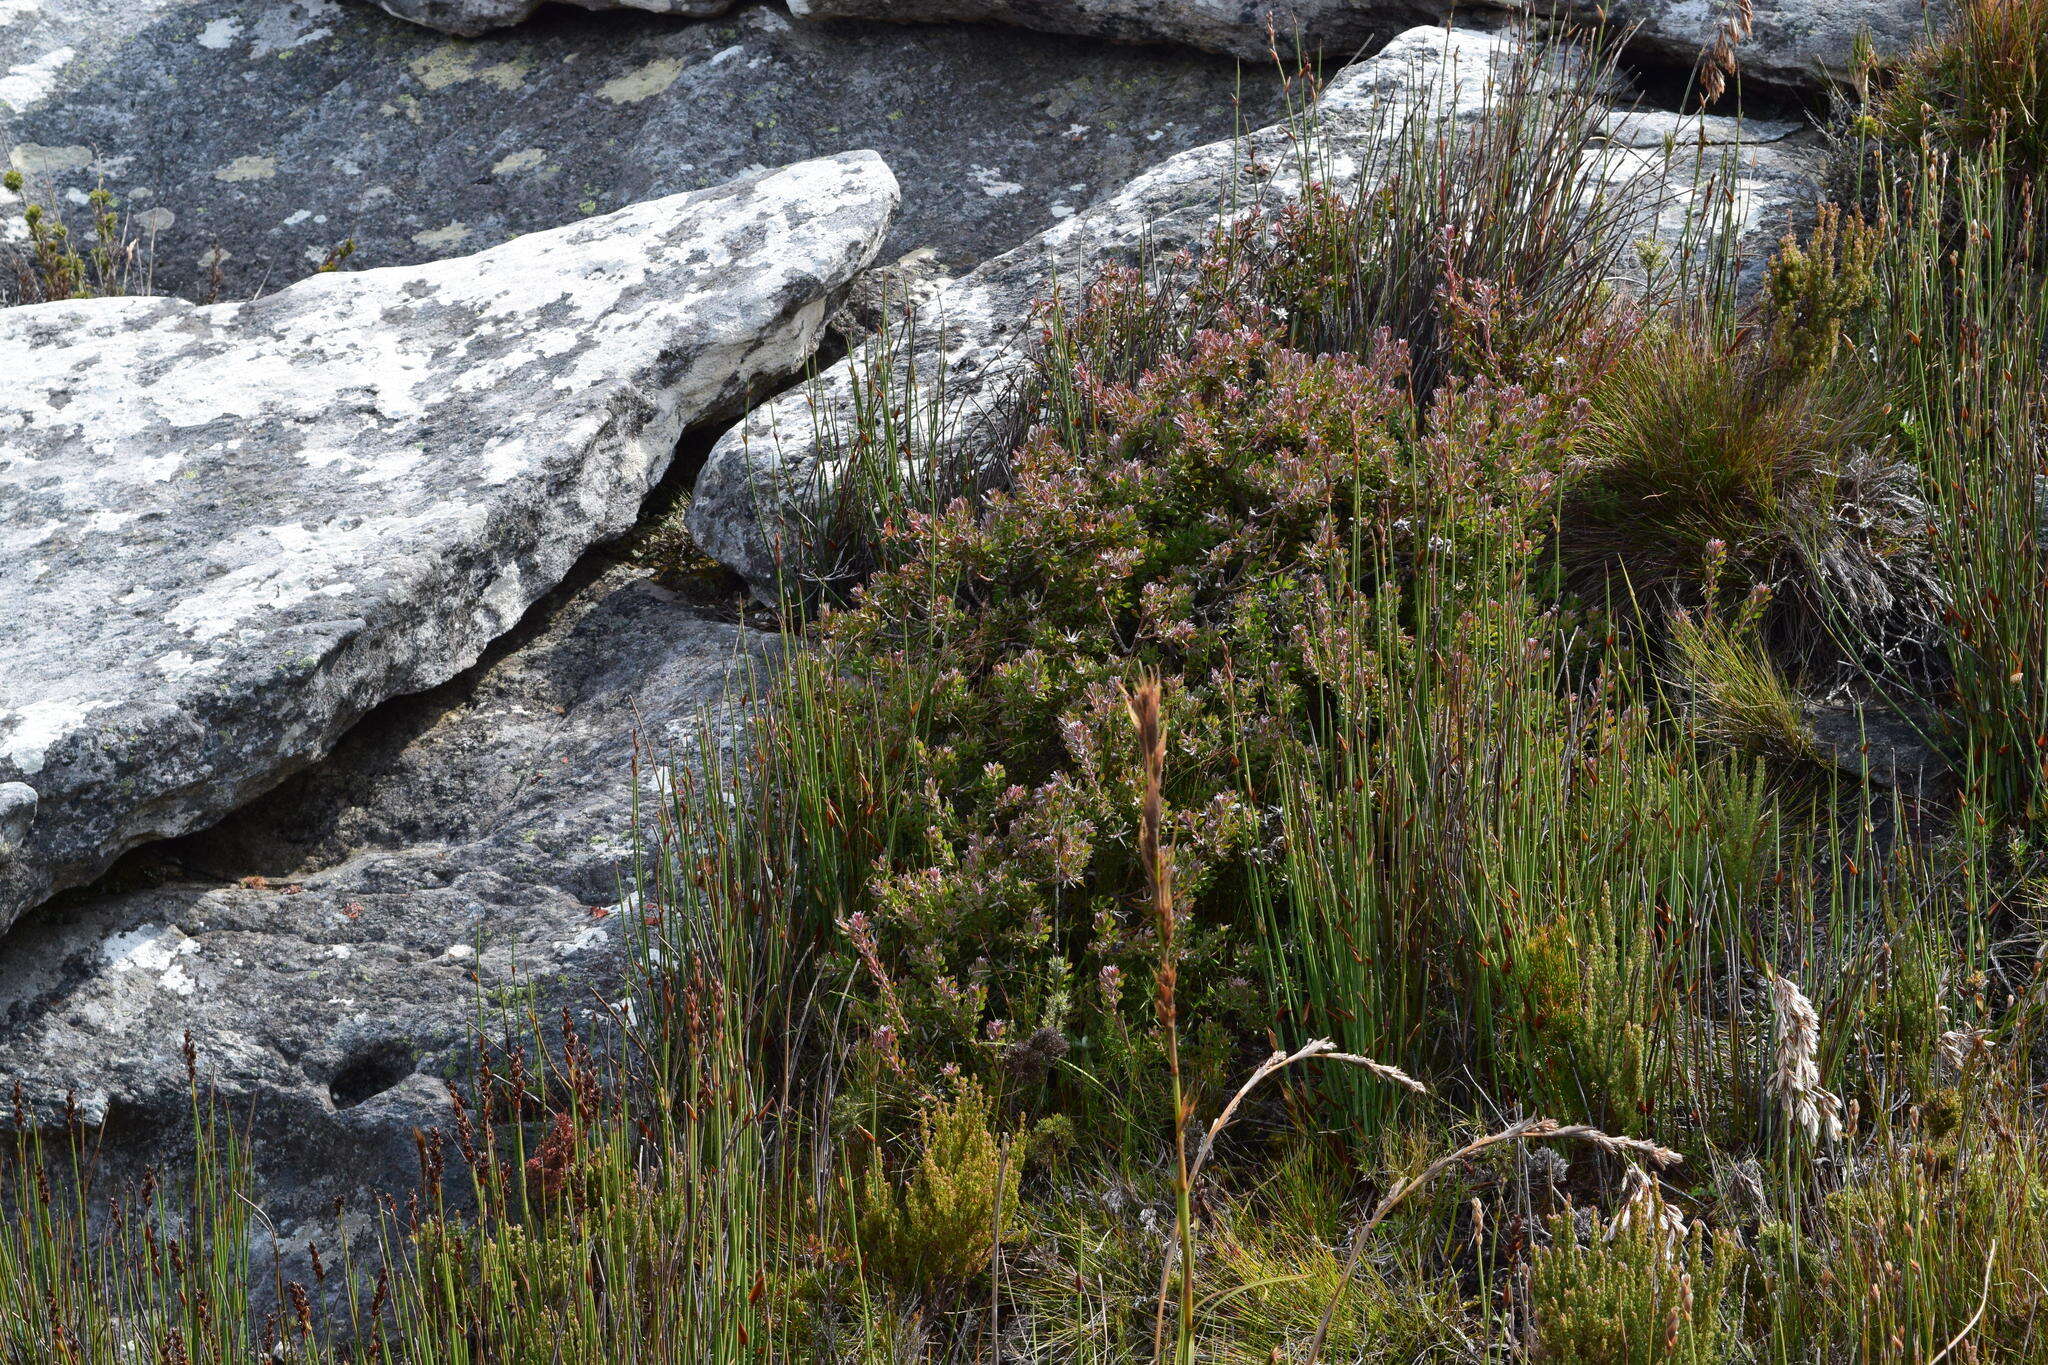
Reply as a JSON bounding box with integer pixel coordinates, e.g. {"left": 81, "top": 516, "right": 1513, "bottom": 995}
{"left": 0, "top": 698, "right": 98, "bottom": 775}
{"left": 969, "top": 165, "right": 1023, "bottom": 197}
{"left": 100, "top": 923, "right": 201, "bottom": 997}
{"left": 553, "top": 924, "right": 609, "bottom": 955}
{"left": 153, "top": 651, "right": 222, "bottom": 679}
{"left": 196, "top": 17, "right": 243, "bottom": 49}
{"left": 247, "top": 0, "right": 338, "bottom": 59}
{"left": 0, "top": 45, "right": 72, "bottom": 112}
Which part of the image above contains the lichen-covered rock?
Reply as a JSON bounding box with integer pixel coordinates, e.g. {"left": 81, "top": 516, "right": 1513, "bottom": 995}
{"left": 2, "top": 0, "right": 1282, "bottom": 303}
{"left": 0, "top": 150, "right": 897, "bottom": 933}
{"left": 789, "top": 0, "right": 1933, "bottom": 90}
{"left": 688, "top": 26, "right": 1827, "bottom": 598}
{"left": 0, "top": 561, "right": 775, "bottom": 1318}
{"left": 1550, "top": 0, "right": 1933, "bottom": 90}
{"left": 375, "top": 0, "right": 730, "bottom": 37}
{"left": 789, "top": 0, "right": 1398, "bottom": 61}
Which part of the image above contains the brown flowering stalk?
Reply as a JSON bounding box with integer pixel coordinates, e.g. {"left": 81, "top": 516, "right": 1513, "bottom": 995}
{"left": 1127, "top": 677, "right": 1197, "bottom": 1365}
{"left": 1699, "top": 0, "right": 1755, "bottom": 105}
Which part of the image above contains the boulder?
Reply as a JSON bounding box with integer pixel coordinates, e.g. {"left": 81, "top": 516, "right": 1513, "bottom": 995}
{"left": 789, "top": 0, "right": 1934, "bottom": 90}
{"left": 0, "top": 149, "right": 897, "bottom": 934}
{"left": 687, "top": 25, "right": 1829, "bottom": 598}
{"left": 1549, "top": 0, "right": 1934, "bottom": 90}
{"left": 0, "top": 557, "right": 776, "bottom": 1315}
{"left": 788, "top": 0, "right": 1399, "bottom": 61}
{"left": 2, "top": 0, "right": 1284, "bottom": 302}
{"left": 376, "top": 0, "right": 732, "bottom": 37}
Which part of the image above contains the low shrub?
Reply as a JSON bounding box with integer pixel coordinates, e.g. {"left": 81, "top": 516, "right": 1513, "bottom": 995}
{"left": 1529, "top": 1190, "right": 1741, "bottom": 1364}
{"left": 2, "top": 170, "right": 142, "bottom": 304}
{"left": 854, "top": 1080, "right": 1025, "bottom": 1293}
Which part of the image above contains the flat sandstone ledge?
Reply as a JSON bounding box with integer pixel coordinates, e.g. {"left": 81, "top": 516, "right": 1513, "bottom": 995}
{"left": 0, "top": 150, "right": 898, "bottom": 932}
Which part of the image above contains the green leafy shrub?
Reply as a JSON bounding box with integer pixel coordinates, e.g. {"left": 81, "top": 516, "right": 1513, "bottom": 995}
{"left": 856, "top": 1080, "right": 1025, "bottom": 1292}
{"left": 1763, "top": 202, "right": 1881, "bottom": 378}
{"left": 789, "top": 282, "right": 1418, "bottom": 1109}
{"left": 772, "top": 31, "right": 1670, "bottom": 1125}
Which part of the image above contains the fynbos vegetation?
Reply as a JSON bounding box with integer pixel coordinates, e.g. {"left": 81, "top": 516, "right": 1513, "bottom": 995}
{"left": 5, "top": 1, "right": 2048, "bottom": 1359}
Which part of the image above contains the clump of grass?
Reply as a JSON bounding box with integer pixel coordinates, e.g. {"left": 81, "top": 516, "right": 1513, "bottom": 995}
{"left": 1255, "top": 33, "right": 1662, "bottom": 396}
{"left": 1666, "top": 587, "right": 1824, "bottom": 765}
{"left": 1859, "top": 139, "right": 2048, "bottom": 824}
{"left": 1860, "top": 0, "right": 2047, "bottom": 180}
{"left": 0, "top": 1077, "right": 271, "bottom": 1362}
{"left": 1561, "top": 322, "right": 1933, "bottom": 677}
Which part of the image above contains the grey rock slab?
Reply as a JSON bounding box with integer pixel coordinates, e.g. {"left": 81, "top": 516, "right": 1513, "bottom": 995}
{"left": 2, "top": 0, "right": 1285, "bottom": 302}
{"left": 1542, "top": 0, "right": 1935, "bottom": 91}
{"left": 0, "top": 560, "right": 777, "bottom": 1315}
{"left": 788, "top": 0, "right": 1404, "bottom": 60}
{"left": 790, "top": 0, "right": 1935, "bottom": 90}
{"left": 1591, "top": 103, "right": 1827, "bottom": 290}
{"left": 0, "top": 149, "right": 896, "bottom": 932}
{"left": 688, "top": 24, "right": 1830, "bottom": 598}
{"left": 1808, "top": 701, "right": 1950, "bottom": 792}
{"left": 376, "top": 0, "right": 732, "bottom": 38}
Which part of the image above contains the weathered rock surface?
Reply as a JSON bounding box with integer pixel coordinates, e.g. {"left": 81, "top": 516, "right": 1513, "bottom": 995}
{"left": 0, "top": 557, "right": 775, "bottom": 1307}
{"left": 790, "top": 0, "right": 1935, "bottom": 89}
{"left": 0, "top": 150, "right": 895, "bottom": 933}
{"left": 1553, "top": 0, "right": 1933, "bottom": 90}
{"left": 2, "top": 0, "right": 1284, "bottom": 302}
{"left": 789, "top": 0, "right": 1400, "bottom": 61}
{"left": 688, "top": 24, "right": 1829, "bottom": 597}
{"left": 376, "top": 0, "right": 730, "bottom": 37}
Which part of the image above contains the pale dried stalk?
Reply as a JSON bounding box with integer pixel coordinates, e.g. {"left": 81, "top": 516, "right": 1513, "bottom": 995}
{"left": 1605, "top": 1162, "right": 1690, "bottom": 1259}
{"left": 1153, "top": 1037, "right": 1424, "bottom": 1362}
{"left": 1305, "top": 1117, "right": 1683, "bottom": 1363}
{"left": 1768, "top": 972, "right": 1843, "bottom": 1144}
{"left": 1190, "top": 1039, "right": 1427, "bottom": 1189}
{"left": 1928, "top": 1238, "right": 1999, "bottom": 1365}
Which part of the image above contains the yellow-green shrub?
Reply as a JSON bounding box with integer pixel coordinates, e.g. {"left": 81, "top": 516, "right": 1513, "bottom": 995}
{"left": 856, "top": 1081, "right": 1025, "bottom": 1292}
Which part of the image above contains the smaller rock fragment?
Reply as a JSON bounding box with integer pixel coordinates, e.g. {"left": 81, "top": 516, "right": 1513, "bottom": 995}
{"left": 375, "top": 0, "right": 732, "bottom": 37}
